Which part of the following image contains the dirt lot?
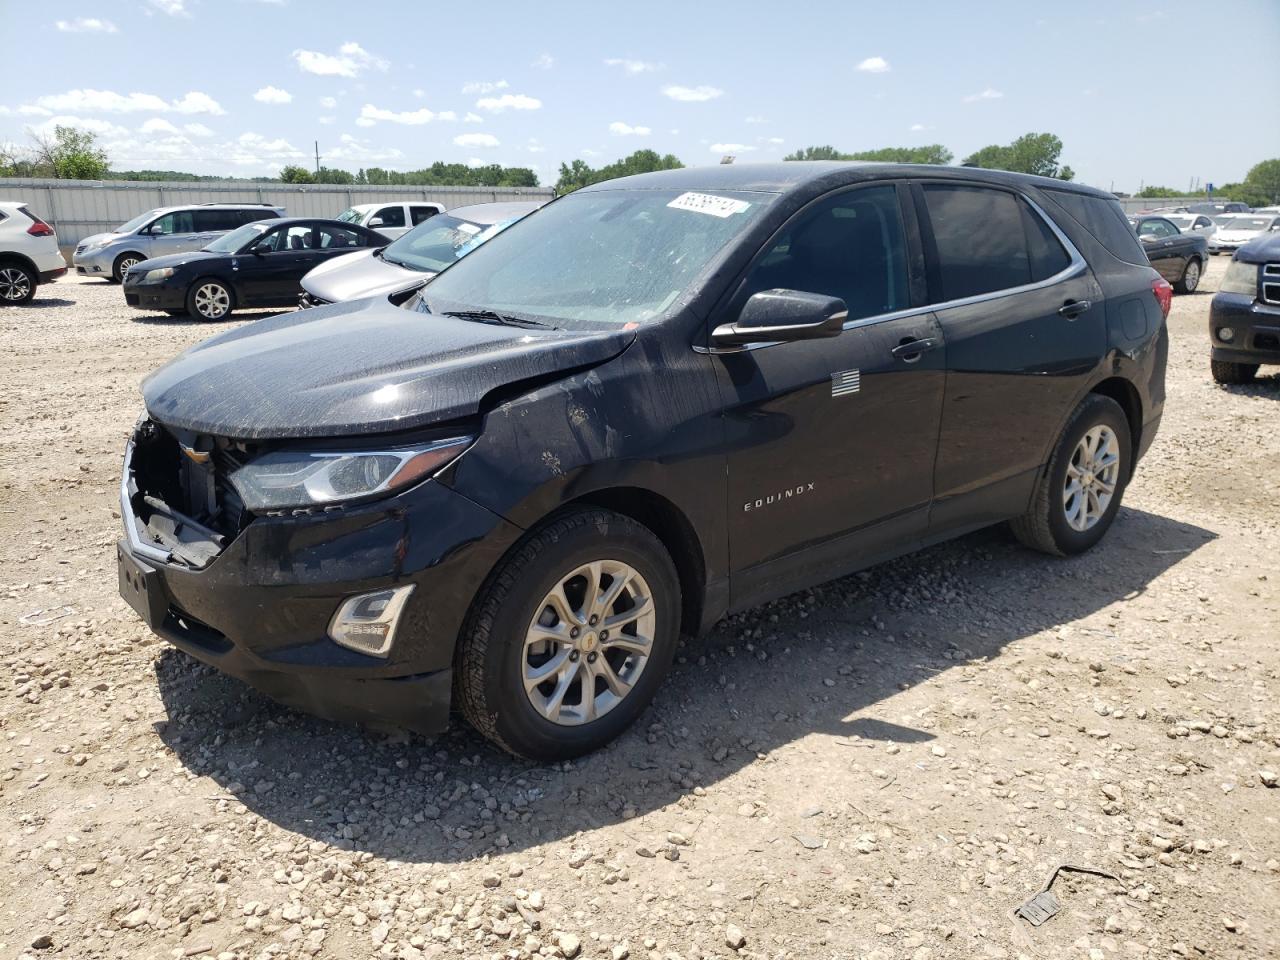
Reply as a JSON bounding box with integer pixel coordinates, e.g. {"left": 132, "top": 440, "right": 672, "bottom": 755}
{"left": 1, "top": 258, "right": 1277, "bottom": 960}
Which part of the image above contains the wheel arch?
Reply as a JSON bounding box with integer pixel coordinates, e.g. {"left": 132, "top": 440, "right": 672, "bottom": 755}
{"left": 1089, "top": 375, "right": 1143, "bottom": 470}
{"left": 0, "top": 252, "right": 41, "bottom": 280}
{"left": 112, "top": 250, "right": 147, "bottom": 278}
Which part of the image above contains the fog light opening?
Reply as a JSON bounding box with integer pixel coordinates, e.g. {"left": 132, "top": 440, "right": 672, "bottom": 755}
{"left": 1217, "top": 327, "right": 1235, "bottom": 343}
{"left": 328, "top": 584, "right": 415, "bottom": 657}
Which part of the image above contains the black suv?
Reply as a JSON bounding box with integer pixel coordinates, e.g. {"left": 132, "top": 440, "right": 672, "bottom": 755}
{"left": 117, "top": 163, "right": 1170, "bottom": 760}
{"left": 1208, "top": 231, "right": 1280, "bottom": 383}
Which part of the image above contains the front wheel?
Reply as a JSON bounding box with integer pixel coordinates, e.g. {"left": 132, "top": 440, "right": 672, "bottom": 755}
{"left": 1174, "top": 258, "right": 1201, "bottom": 294}
{"left": 186, "top": 279, "right": 234, "bottom": 321}
{"left": 1210, "top": 359, "right": 1257, "bottom": 385}
{"left": 1011, "top": 394, "right": 1131, "bottom": 556}
{"left": 112, "top": 253, "right": 144, "bottom": 283}
{"left": 0, "top": 262, "right": 36, "bottom": 304}
{"left": 455, "top": 507, "right": 681, "bottom": 761}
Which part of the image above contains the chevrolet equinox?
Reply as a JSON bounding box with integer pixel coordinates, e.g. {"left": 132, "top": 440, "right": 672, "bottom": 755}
{"left": 118, "top": 163, "right": 1170, "bottom": 760}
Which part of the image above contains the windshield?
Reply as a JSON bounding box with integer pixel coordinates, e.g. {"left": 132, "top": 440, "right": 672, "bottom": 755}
{"left": 116, "top": 209, "right": 163, "bottom": 234}
{"left": 335, "top": 207, "right": 363, "bottom": 224}
{"left": 382, "top": 215, "right": 492, "bottom": 273}
{"left": 202, "top": 221, "right": 272, "bottom": 253}
{"left": 1223, "top": 217, "right": 1271, "bottom": 231}
{"left": 419, "top": 189, "right": 773, "bottom": 327}
{"left": 1165, "top": 216, "right": 1195, "bottom": 229}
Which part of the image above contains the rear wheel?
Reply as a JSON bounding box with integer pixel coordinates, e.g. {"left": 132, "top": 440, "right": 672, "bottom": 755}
{"left": 0, "top": 262, "right": 36, "bottom": 305}
{"left": 1011, "top": 394, "right": 1131, "bottom": 556}
{"left": 1210, "top": 359, "right": 1257, "bottom": 385}
{"left": 186, "top": 278, "right": 234, "bottom": 321}
{"left": 1174, "top": 257, "right": 1201, "bottom": 294}
{"left": 455, "top": 507, "right": 681, "bottom": 761}
{"left": 112, "top": 252, "right": 144, "bottom": 283}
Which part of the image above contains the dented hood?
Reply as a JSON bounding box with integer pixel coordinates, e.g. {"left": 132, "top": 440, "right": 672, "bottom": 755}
{"left": 142, "top": 297, "right": 635, "bottom": 439}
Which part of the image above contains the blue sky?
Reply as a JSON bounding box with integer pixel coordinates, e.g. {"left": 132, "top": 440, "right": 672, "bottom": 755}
{"left": 3, "top": 0, "right": 1278, "bottom": 191}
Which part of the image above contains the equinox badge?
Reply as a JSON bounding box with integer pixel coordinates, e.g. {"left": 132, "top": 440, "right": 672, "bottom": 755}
{"left": 744, "top": 482, "right": 815, "bottom": 512}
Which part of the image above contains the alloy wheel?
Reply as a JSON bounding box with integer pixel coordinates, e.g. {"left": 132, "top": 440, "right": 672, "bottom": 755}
{"left": 522, "top": 560, "right": 655, "bottom": 726}
{"left": 1183, "top": 260, "right": 1200, "bottom": 291}
{"left": 0, "top": 267, "right": 31, "bottom": 301}
{"left": 1063, "top": 425, "right": 1120, "bottom": 532}
{"left": 193, "top": 283, "right": 230, "bottom": 319}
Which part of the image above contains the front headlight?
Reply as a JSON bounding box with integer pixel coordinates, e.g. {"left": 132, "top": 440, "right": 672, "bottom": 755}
{"left": 142, "top": 267, "right": 176, "bottom": 283}
{"left": 1220, "top": 260, "right": 1259, "bottom": 297}
{"left": 228, "top": 437, "right": 472, "bottom": 511}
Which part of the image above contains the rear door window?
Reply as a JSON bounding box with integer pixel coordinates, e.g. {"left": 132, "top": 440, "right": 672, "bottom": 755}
{"left": 194, "top": 210, "right": 242, "bottom": 232}
{"left": 410, "top": 205, "right": 439, "bottom": 225}
{"left": 316, "top": 225, "right": 367, "bottom": 249}
{"left": 375, "top": 205, "right": 406, "bottom": 228}
{"left": 920, "top": 185, "right": 1032, "bottom": 300}
{"left": 1043, "top": 189, "right": 1147, "bottom": 265}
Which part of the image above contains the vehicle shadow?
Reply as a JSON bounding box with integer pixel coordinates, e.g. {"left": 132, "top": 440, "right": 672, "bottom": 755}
{"left": 129, "top": 308, "right": 290, "bottom": 326}
{"left": 7, "top": 297, "right": 76, "bottom": 309}
{"left": 1218, "top": 372, "right": 1280, "bottom": 396}
{"left": 155, "top": 506, "right": 1214, "bottom": 863}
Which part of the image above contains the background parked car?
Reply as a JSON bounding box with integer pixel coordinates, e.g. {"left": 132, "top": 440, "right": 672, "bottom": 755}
{"left": 123, "top": 218, "right": 386, "bottom": 320}
{"left": 1208, "top": 231, "right": 1280, "bottom": 384}
{"left": 1129, "top": 215, "right": 1208, "bottom": 292}
{"left": 300, "top": 200, "right": 544, "bottom": 307}
{"left": 333, "top": 201, "right": 445, "bottom": 240}
{"left": 73, "top": 203, "right": 284, "bottom": 282}
{"left": 1160, "top": 212, "right": 1216, "bottom": 239}
{"left": 1208, "top": 213, "right": 1280, "bottom": 255}
{"left": 0, "top": 200, "right": 67, "bottom": 305}
{"left": 1185, "top": 200, "right": 1252, "bottom": 215}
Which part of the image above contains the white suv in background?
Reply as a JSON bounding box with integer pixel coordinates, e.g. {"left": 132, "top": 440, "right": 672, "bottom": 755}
{"left": 0, "top": 201, "right": 67, "bottom": 305}
{"left": 334, "top": 201, "right": 445, "bottom": 239}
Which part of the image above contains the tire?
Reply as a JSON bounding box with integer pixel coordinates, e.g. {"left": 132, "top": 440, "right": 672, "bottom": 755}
{"left": 455, "top": 507, "right": 681, "bottom": 761}
{"left": 1210, "top": 359, "right": 1257, "bottom": 385}
{"left": 0, "top": 261, "right": 37, "bottom": 305}
{"left": 1011, "top": 394, "right": 1132, "bottom": 557}
{"left": 112, "top": 252, "right": 145, "bottom": 284}
{"left": 185, "top": 278, "right": 235, "bottom": 321}
{"left": 1174, "top": 257, "right": 1201, "bottom": 294}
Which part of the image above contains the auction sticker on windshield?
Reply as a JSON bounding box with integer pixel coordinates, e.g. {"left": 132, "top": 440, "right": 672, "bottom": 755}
{"left": 667, "top": 192, "right": 752, "bottom": 218}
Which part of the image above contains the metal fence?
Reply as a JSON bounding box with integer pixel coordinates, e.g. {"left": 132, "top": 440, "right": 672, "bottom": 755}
{"left": 0, "top": 177, "right": 556, "bottom": 253}
{"left": 1114, "top": 196, "right": 1214, "bottom": 214}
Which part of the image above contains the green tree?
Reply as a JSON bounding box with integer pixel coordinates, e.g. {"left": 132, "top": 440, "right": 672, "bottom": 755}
{"left": 314, "top": 166, "right": 355, "bottom": 184}
{"left": 962, "top": 132, "right": 1073, "bottom": 179}
{"left": 783, "top": 145, "right": 848, "bottom": 161}
{"left": 555, "top": 149, "right": 683, "bottom": 194}
{"left": 846, "top": 145, "right": 953, "bottom": 164}
{"left": 1243, "top": 158, "right": 1280, "bottom": 205}
{"left": 279, "top": 165, "right": 315, "bottom": 183}
{"left": 1137, "top": 186, "right": 1184, "bottom": 199}
{"left": 31, "top": 125, "right": 109, "bottom": 179}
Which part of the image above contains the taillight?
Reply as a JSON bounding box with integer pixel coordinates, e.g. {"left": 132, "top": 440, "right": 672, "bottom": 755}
{"left": 1151, "top": 276, "right": 1172, "bottom": 319}
{"left": 26, "top": 222, "right": 55, "bottom": 237}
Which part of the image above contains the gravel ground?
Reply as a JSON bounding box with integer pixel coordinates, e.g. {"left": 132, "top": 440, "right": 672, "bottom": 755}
{"left": 1, "top": 259, "right": 1278, "bottom": 960}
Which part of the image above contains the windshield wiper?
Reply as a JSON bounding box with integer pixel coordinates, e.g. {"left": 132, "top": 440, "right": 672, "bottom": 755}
{"left": 441, "top": 309, "right": 554, "bottom": 330}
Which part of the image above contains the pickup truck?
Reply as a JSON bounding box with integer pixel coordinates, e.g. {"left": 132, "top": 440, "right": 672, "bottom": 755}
{"left": 1130, "top": 214, "right": 1208, "bottom": 293}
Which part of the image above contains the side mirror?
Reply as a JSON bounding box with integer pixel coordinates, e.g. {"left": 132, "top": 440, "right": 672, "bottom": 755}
{"left": 250, "top": 241, "right": 272, "bottom": 255}
{"left": 711, "top": 289, "right": 847, "bottom": 347}
{"left": 368, "top": 217, "right": 385, "bottom": 227}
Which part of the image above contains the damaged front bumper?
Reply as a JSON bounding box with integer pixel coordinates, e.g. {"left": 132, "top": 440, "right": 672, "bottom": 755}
{"left": 117, "top": 437, "right": 522, "bottom": 734}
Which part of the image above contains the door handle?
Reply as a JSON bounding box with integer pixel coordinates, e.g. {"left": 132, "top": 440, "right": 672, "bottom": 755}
{"left": 1058, "top": 299, "right": 1091, "bottom": 319}
{"left": 891, "top": 337, "right": 940, "bottom": 362}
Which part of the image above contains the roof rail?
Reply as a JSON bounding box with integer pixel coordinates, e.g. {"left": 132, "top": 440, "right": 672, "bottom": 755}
{"left": 197, "top": 202, "right": 279, "bottom": 206}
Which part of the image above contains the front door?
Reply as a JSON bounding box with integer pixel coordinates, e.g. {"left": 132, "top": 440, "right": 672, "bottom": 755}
{"left": 145, "top": 209, "right": 198, "bottom": 257}
{"left": 915, "top": 182, "right": 1106, "bottom": 531}
{"left": 234, "top": 223, "right": 327, "bottom": 304}
{"left": 711, "top": 183, "right": 946, "bottom": 606}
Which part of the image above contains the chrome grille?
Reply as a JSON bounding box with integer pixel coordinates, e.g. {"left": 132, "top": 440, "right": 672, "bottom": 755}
{"left": 1264, "top": 263, "right": 1280, "bottom": 306}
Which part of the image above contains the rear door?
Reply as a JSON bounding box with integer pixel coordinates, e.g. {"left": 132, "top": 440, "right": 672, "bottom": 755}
{"left": 1137, "top": 217, "right": 1183, "bottom": 281}
{"left": 410, "top": 205, "right": 440, "bottom": 227}
{"left": 192, "top": 209, "right": 240, "bottom": 250}
{"left": 713, "top": 182, "right": 946, "bottom": 604}
{"left": 916, "top": 182, "right": 1104, "bottom": 532}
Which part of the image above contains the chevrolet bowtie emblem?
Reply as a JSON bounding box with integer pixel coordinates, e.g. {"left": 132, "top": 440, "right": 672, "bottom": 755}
{"left": 180, "top": 443, "right": 212, "bottom": 464}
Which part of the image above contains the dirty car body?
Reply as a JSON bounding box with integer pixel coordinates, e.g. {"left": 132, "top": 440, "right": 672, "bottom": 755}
{"left": 118, "top": 163, "right": 1169, "bottom": 758}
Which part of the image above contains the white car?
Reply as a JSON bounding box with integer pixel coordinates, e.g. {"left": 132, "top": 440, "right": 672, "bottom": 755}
{"left": 1160, "top": 213, "right": 1216, "bottom": 239}
{"left": 0, "top": 200, "right": 68, "bottom": 305}
{"left": 333, "top": 201, "right": 446, "bottom": 240}
{"left": 1208, "top": 213, "right": 1280, "bottom": 254}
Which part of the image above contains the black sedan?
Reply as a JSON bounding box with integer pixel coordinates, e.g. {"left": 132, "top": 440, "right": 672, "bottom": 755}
{"left": 123, "top": 218, "right": 388, "bottom": 320}
{"left": 1129, "top": 215, "right": 1208, "bottom": 294}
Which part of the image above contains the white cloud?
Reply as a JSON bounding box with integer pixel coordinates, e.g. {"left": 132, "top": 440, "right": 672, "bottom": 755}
{"left": 56, "top": 18, "right": 117, "bottom": 33}
{"left": 412, "top": 88, "right": 425, "bottom": 98}
{"left": 29, "top": 115, "right": 130, "bottom": 139}
{"left": 184, "top": 122, "right": 213, "bottom": 137}
{"left": 475, "top": 93, "right": 541, "bottom": 113}
{"left": 18, "top": 105, "right": 52, "bottom": 117}
{"left": 147, "top": 0, "right": 188, "bottom": 15}
{"left": 463, "top": 112, "right": 483, "bottom": 123}
{"left": 461, "top": 80, "right": 508, "bottom": 95}
{"left": 319, "top": 96, "right": 337, "bottom": 108}
{"left": 710, "top": 143, "right": 757, "bottom": 153}
{"left": 253, "top": 86, "right": 293, "bottom": 105}
{"left": 357, "top": 103, "right": 439, "bottom": 126}
{"left": 744, "top": 115, "right": 765, "bottom": 124}
{"left": 140, "top": 117, "right": 181, "bottom": 135}
{"left": 663, "top": 85, "right": 724, "bottom": 102}
{"left": 856, "top": 56, "right": 890, "bottom": 73}
{"left": 318, "top": 116, "right": 335, "bottom": 125}
{"left": 604, "top": 58, "right": 663, "bottom": 74}
{"left": 28, "top": 89, "right": 225, "bottom": 115}
{"left": 767, "top": 137, "right": 784, "bottom": 144}
{"left": 454, "top": 133, "right": 499, "bottom": 148}
{"left": 910, "top": 123, "right": 926, "bottom": 131}
{"left": 963, "top": 87, "right": 1003, "bottom": 102}
{"left": 526, "top": 139, "right": 546, "bottom": 153}
{"left": 327, "top": 134, "right": 405, "bottom": 164}
{"left": 581, "top": 148, "right": 601, "bottom": 157}
{"left": 609, "top": 121, "right": 651, "bottom": 136}
{"left": 293, "top": 42, "right": 387, "bottom": 78}
{"left": 531, "top": 53, "right": 554, "bottom": 69}
{"left": 237, "top": 131, "right": 302, "bottom": 156}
